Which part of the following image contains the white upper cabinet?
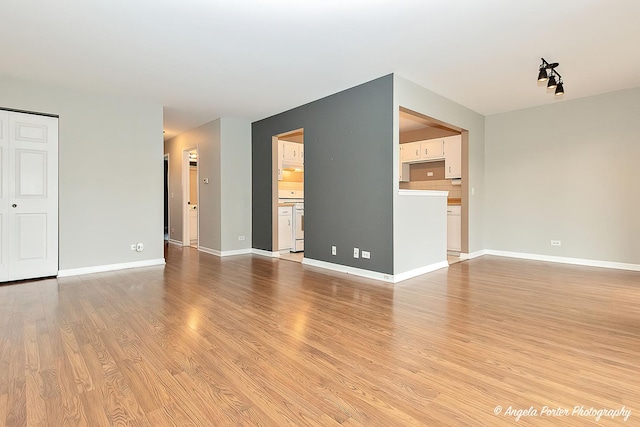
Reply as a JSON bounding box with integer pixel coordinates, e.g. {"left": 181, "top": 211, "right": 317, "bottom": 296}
{"left": 280, "top": 140, "right": 303, "bottom": 168}
{"left": 420, "top": 139, "right": 444, "bottom": 160}
{"left": 283, "top": 141, "right": 300, "bottom": 162}
{"left": 443, "top": 135, "right": 462, "bottom": 179}
{"left": 401, "top": 141, "right": 421, "bottom": 162}
{"left": 399, "top": 145, "right": 410, "bottom": 182}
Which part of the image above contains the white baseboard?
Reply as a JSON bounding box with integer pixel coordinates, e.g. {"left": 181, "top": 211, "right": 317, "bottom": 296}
{"left": 460, "top": 250, "right": 486, "bottom": 260}
{"left": 393, "top": 261, "right": 449, "bottom": 283}
{"left": 220, "top": 248, "right": 253, "bottom": 257}
{"left": 199, "top": 246, "right": 252, "bottom": 257}
{"left": 301, "top": 258, "right": 448, "bottom": 283}
{"left": 168, "top": 239, "right": 182, "bottom": 246}
{"left": 58, "top": 258, "right": 166, "bottom": 278}
{"left": 252, "top": 248, "right": 280, "bottom": 258}
{"left": 198, "top": 246, "right": 221, "bottom": 256}
{"left": 485, "top": 250, "right": 640, "bottom": 272}
{"left": 302, "top": 258, "right": 395, "bottom": 282}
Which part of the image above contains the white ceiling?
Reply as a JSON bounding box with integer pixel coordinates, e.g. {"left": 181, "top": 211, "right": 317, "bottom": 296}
{"left": 2, "top": 0, "right": 639, "bottom": 140}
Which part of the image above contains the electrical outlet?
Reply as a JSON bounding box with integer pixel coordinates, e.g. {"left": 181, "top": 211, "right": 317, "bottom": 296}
{"left": 353, "top": 248, "right": 359, "bottom": 258}
{"left": 362, "top": 250, "right": 370, "bottom": 259}
{"left": 551, "top": 240, "right": 562, "bottom": 246}
{"left": 331, "top": 246, "right": 336, "bottom": 256}
{"left": 136, "top": 243, "right": 144, "bottom": 252}
{"left": 130, "top": 244, "right": 136, "bottom": 251}
{"left": 238, "top": 235, "right": 245, "bottom": 241}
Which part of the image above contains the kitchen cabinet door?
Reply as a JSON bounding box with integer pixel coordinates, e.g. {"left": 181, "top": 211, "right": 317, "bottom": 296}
{"left": 278, "top": 207, "right": 293, "bottom": 250}
{"left": 420, "top": 139, "right": 444, "bottom": 160}
{"left": 447, "top": 206, "right": 461, "bottom": 252}
{"left": 399, "top": 145, "right": 410, "bottom": 182}
{"left": 401, "top": 142, "right": 421, "bottom": 162}
{"left": 444, "top": 135, "right": 462, "bottom": 179}
{"left": 283, "top": 142, "right": 300, "bottom": 162}
{"left": 277, "top": 141, "right": 284, "bottom": 180}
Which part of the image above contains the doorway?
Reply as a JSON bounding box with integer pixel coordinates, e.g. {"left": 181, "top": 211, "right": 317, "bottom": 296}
{"left": 182, "top": 147, "right": 198, "bottom": 248}
{"left": 273, "top": 129, "right": 304, "bottom": 263}
{"left": 164, "top": 154, "right": 169, "bottom": 241}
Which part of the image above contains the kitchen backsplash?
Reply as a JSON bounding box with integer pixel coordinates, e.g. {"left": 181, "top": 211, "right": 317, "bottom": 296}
{"left": 400, "top": 179, "right": 462, "bottom": 198}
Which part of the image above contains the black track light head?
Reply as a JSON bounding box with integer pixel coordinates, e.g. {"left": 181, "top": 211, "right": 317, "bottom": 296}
{"left": 537, "top": 67, "right": 548, "bottom": 82}
{"left": 547, "top": 74, "right": 557, "bottom": 89}
{"left": 555, "top": 81, "right": 564, "bottom": 96}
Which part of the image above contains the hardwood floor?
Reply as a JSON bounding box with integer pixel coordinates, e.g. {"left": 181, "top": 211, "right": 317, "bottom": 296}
{"left": 1, "top": 246, "right": 638, "bottom": 426}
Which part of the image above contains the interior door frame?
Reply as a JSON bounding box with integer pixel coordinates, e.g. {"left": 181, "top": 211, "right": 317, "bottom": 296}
{"left": 182, "top": 146, "right": 198, "bottom": 247}
{"left": 164, "top": 153, "right": 170, "bottom": 241}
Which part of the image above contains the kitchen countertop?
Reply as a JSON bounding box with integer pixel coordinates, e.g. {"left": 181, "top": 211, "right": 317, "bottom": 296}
{"left": 447, "top": 198, "right": 461, "bottom": 206}
{"left": 278, "top": 203, "right": 295, "bottom": 207}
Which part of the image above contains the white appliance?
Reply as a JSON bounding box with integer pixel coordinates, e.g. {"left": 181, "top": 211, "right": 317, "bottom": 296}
{"left": 292, "top": 203, "right": 304, "bottom": 252}
{"left": 278, "top": 190, "right": 304, "bottom": 252}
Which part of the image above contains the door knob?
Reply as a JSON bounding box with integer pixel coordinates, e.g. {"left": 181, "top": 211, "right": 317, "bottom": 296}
{"left": 12, "top": 204, "right": 17, "bottom": 208}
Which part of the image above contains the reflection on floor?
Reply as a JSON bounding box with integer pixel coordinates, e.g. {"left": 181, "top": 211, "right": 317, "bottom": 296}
{"left": 448, "top": 254, "right": 463, "bottom": 265}
{"left": 280, "top": 251, "right": 303, "bottom": 263}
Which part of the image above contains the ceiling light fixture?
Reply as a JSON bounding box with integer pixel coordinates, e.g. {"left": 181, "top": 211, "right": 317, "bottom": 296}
{"left": 537, "top": 58, "right": 565, "bottom": 96}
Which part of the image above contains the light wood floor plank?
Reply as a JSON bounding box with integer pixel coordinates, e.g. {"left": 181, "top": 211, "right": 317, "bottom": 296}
{"left": 1, "top": 246, "right": 639, "bottom": 425}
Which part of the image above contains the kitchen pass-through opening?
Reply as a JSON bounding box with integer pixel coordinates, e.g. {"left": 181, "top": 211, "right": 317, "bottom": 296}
{"left": 273, "top": 128, "right": 304, "bottom": 263}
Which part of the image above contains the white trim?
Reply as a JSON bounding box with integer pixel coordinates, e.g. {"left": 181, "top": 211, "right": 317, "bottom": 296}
{"left": 221, "top": 249, "right": 253, "bottom": 257}
{"left": 393, "top": 261, "right": 449, "bottom": 283}
{"left": 168, "top": 239, "right": 183, "bottom": 246}
{"left": 485, "top": 250, "right": 640, "bottom": 272}
{"left": 302, "top": 258, "right": 450, "bottom": 283}
{"left": 459, "top": 250, "right": 486, "bottom": 260}
{"left": 252, "top": 248, "right": 280, "bottom": 258}
{"left": 198, "top": 246, "right": 221, "bottom": 256}
{"left": 58, "top": 258, "right": 166, "bottom": 278}
{"left": 199, "top": 246, "right": 253, "bottom": 257}
{"left": 302, "top": 258, "right": 395, "bottom": 282}
{"left": 398, "top": 190, "right": 449, "bottom": 197}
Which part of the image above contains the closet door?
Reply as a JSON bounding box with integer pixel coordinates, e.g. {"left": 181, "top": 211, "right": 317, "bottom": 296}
{"left": 6, "top": 111, "right": 58, "bottom": 281}
{"left": 0, "top": 111, "right": 8, "bottom": 281}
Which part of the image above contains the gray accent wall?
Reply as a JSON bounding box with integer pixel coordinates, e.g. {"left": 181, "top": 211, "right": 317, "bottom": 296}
{"left": 485, "top": 88, "right": 640, "bottom": 264}
{"left": 0, "top": 75, "right": 164, "bottom": 270}
{"left": 252, "top": 75, "right": 394, "bottom": 274}
{"left": 165, "top": 118, "right": 252, "bottom": 253}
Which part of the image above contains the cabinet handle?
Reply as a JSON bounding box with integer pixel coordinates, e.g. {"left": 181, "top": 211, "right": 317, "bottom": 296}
{"left": 288, "top": 220, "right": 290, "bottom": 226}
{"left": 449, "top": 166, "right": 451, "bottom": 172}
{"left": 415, "top": 149, "right": 419, "bottom": 156}
{"left": 12, "top": 204, "right": 17, "bottom": 208}
{"left": 425, "top": 148, "right": 428, "bottom": 155}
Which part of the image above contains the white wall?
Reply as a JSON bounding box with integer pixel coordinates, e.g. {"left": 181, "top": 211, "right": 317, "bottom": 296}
{"left": 164, "top": 117, "right": 251, "bottom": 254}
{"left": 485, "top": 88, "right": 640, "bottom": 265}
{"left": 0, "top": 75, "right": 164, "bottom": 271}
{"left": 220, "top": 118, "right": 252, "bottom": 252}
{"left": 393, "top": 75, "right": 486, "bottom": 273}
{"left": 165, "top": 120, "right": 222, "bottom": 249}
{"left": 394, "top": 193, "right": 448, "bottom": 275}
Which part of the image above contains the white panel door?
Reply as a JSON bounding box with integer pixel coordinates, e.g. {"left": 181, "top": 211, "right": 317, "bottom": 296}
{"left": 6, "top": 111, "right": 58, "bottom": 281}
{"left": 0, "top": 111, "right": 8, "bottom": 281}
